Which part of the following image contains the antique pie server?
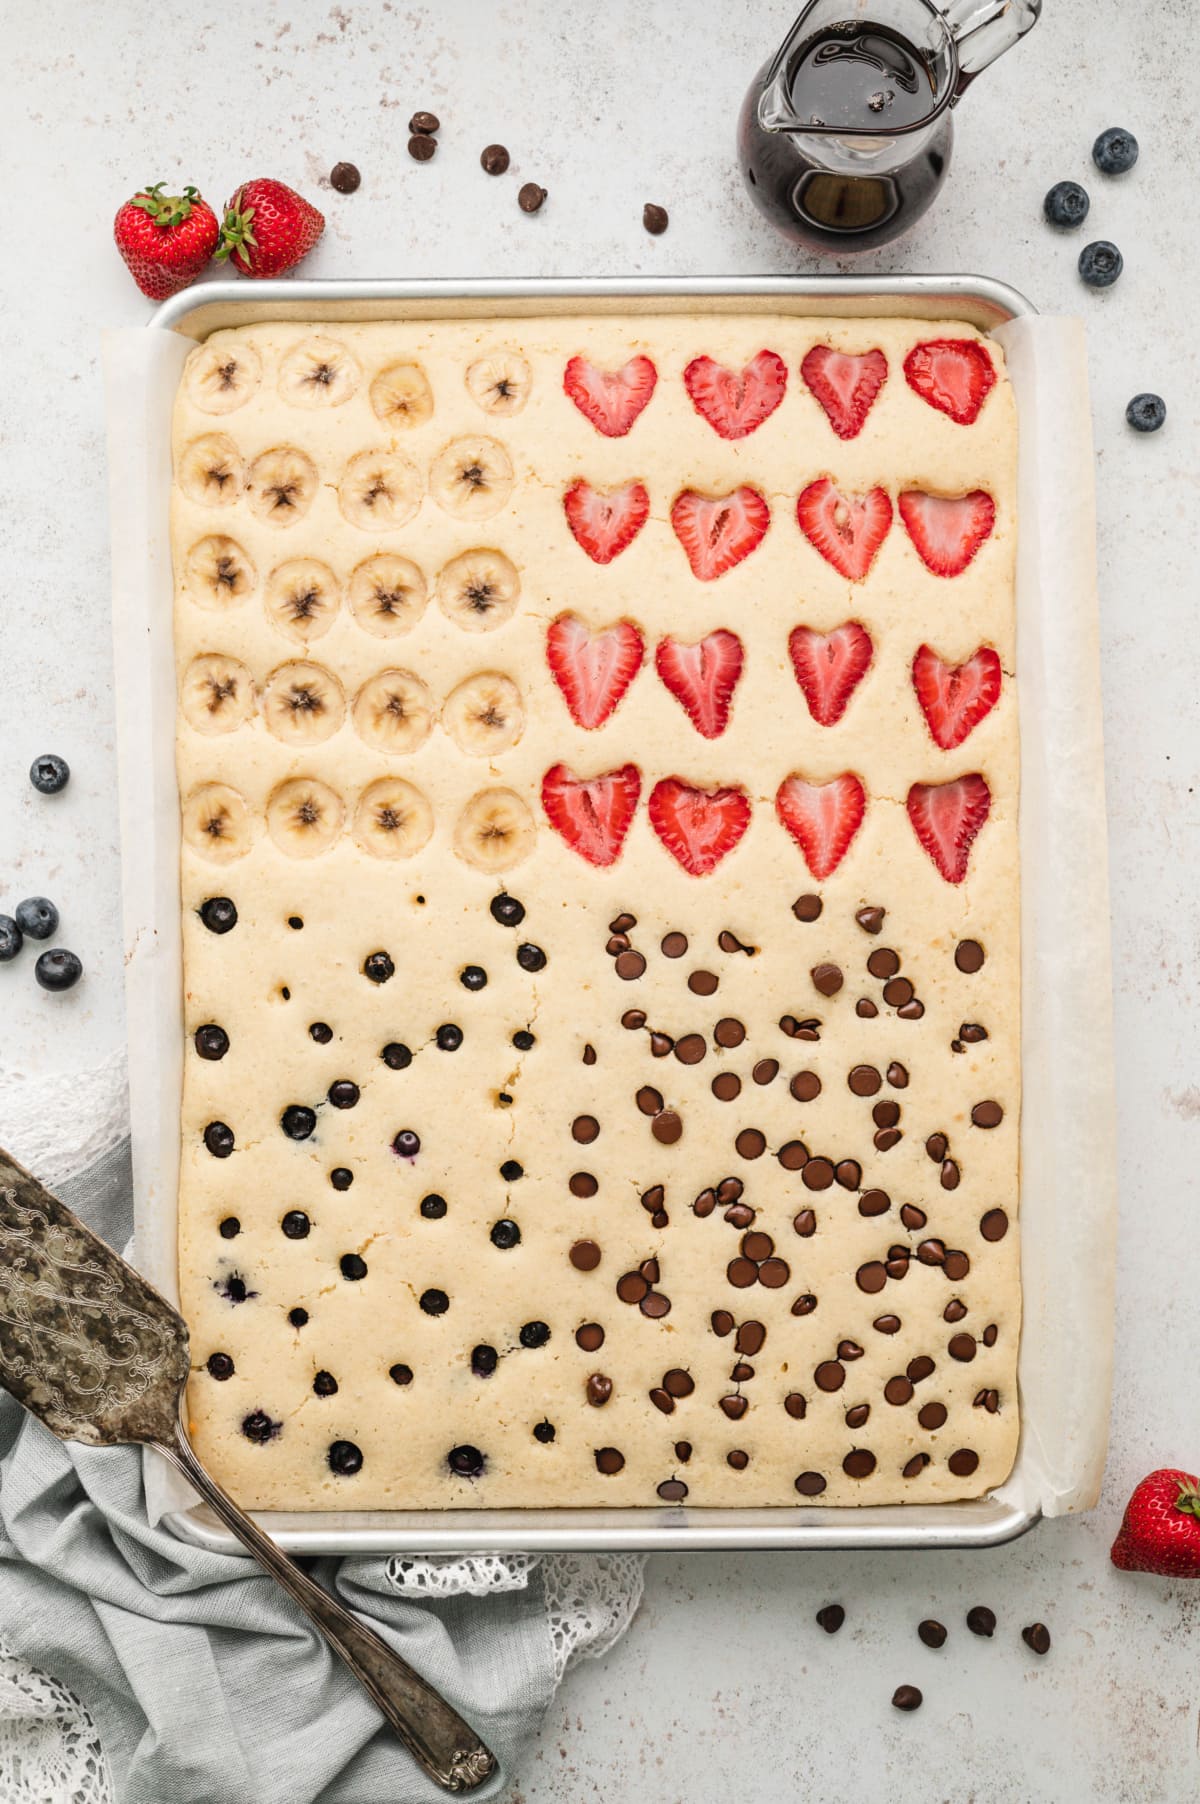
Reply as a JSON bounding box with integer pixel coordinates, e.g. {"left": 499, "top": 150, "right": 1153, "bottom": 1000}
{"left": 0, "top": 1148, "right": 496, "bottom": 1794}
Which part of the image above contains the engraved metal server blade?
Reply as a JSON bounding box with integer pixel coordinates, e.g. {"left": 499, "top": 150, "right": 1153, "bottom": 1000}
{"left": 0, "top": 1147, "right": 496, "bottom": 1794}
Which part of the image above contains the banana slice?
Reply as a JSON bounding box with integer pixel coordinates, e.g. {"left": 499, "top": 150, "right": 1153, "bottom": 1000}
{"left": 180, "top": 654, "right": 257, "bottom": 735}
{"left": 435, "top": 548, "right": 520, "bottom": 633}
{"left": 261, "top": 662, "right": 346, "bottom": 745}
{"left": 181, "top": 783, "right": 254, "bottom": 863}
{"left": 465, "top": 353, "right": 532, "bottom": 417}
{"left": 452, "top": 787, "right": 536, "bottom": 872}
{"left": 264, "top": 559, "right": 341, "bottom": 643}
{"left": 185, "top": 339, "right": 263, "bottom": 414}
{"left": 278, "top": 336, "right": 361, "bottom": 408}
{"left": 177, "top": 434, "right": 244, "bottom": 508}
{"left": 181, "top": 536, "right": 256, "bottom": 610}
{"left": 266, "top": 778, "right": 344, "bottom": 859}
{"left": 354, "top": 778, "right": 434, "bottom": 859}
{"left": 369, "top": 362, "right": 434, "bottom": 429}
{"left": 429, "top": 437, "right": 515, "bottom": 521}
{"left": 442, "top": 672, "right": 525, "bottom": 757}
{"left": 352, "top": 669, "right": 435, "bottom": 754}
{"left": 347, "top": 554, "right": 427, "bottom": 637}
{"left": 245, "top": 445, "right": 319, "bottom": 527}
{"left": 338, "top": 450, "right": 422, "bottom": 531}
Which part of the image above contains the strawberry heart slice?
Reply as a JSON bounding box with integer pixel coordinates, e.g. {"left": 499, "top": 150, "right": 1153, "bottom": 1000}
{"left": 682, "top": 349, "right": 788, "bottom": 439}
{"left": 670, "top": 487, "right": 769, "bottom": 581}
{"left": 775, "top": 773, "right": 866, "bottom": 879}
{"left": 648, "top": 777, "right": 750, "bottom": 875}
{"left": 655, "top": 630, "right": 744, "bottom": 739}
{"left": 542, "top": 762, "right": 641, "bottom": 867}
{"left": 563, "top": 355, "right": 658, "bottom": 437}
{"left": 906, "top": 774, "right": 992, "bottom": 884}
{"left": 788, "top": 622, "right": 873, "bottom": 726}
{"left": 903, "top": 339, "right": 996, "bottom": 426}
{"left": 912, "top": 643, "right": 1002, "bottom": 749}
{"left": 546, "top": 613, "right": 645, "bottom": 729}
{"left": 800, "top": 345, "right": 888, "bottom": 440}
{"left": 796, "top": 478, "right": 892, "bottom": 582}
{"left": 899, "top": 490, "right": 995, "bottom": 578}
{"left": 563, "top": 478, "right": 650, "bottom": 564}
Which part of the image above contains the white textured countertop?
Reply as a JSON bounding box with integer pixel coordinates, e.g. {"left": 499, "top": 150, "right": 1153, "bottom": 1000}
{"left": 5, "top": 2, "right": 1199, "bottom": 1798}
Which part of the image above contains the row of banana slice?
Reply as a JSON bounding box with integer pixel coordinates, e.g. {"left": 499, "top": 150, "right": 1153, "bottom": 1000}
{"left": 181, "top": 658, "right": 524, "bottom": 757}
{"left": 176, "top": 433, "right": 518, "bottom": 527}
{"left": 186, "top": 336, "right": 532, "bottom": 421}
{"left": 180, "top": 539, "right": 521, "bottom": 637}
{"left": 183, "top": 779, "right": 536, "bottom": 870}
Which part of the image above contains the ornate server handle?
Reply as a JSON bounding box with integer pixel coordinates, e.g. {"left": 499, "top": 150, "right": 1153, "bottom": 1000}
{"left": 162, "top": 1425, "right": 496, "bottom": 1793}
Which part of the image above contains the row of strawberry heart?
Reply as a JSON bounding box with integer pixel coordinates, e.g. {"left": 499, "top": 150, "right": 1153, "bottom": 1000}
{"left": 548, "top": 617, "right": 1000, "bottom": 751}
{"left": 565, "top": 479, "right": 996, "bottom": 582}
{"left": 543, "top": 766, "right": 991, "bottom": 888}
{"left": 564, "top": 338, "right": 997, "bottom": 441}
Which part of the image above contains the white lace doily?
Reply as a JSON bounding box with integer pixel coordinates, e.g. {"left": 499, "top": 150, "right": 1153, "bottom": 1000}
{"left": 0, "top": 1061, "right": 645, "bottom": 1800}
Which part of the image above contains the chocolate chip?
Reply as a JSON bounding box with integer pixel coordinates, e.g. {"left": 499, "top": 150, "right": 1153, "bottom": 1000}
{"left": 811, "top": 963, "right": 843, "bottom": 996}
{"left": 790, "top": 1070, "right": 821, "bottom": 1101}
{"left": 408, "top": 133, "right": 437, "bottom": 161}
{"left": 966, "top": 1605, "right": 996, "bottom": 1638}
{"left": 570, "top": 1172, "right": 599, "bottom": 1200}
{"left": 873, "top": 1102, "right": 900, "bottom": 1129}
{"left": 775, "top": 1140, "right": 805, "bottom": 1172}
{"left": 206, "top": 1352, "right": 234, "bottom": 1380}
{"left": 903, "top": 1453, "right": 930, "bottom": 1478}
{"left": 856, "top": 998, "right": 878, "bottom": 1018}
{"left": 948, "top": 1447, "right": 980, "bottom": 1478}
{"left": 944, "top": 1250, "right": 971, "bottom": 1282}
{"left": 972, "top": 1099, "right": 1004, "bottom": 1128}
{"left": 674, "top": 1033, "right": 707, "bottom": 1065}
{"left": 802, "top": 1157, "right": 834, "bottom": 1190}
{"left": 784, "top": 1393, "right": 808, "bottom": 1420}
{"left": 576, "top": 1322, "right": 604, "bottom": 1351}
{"left": 720, "top": 1394, "right": 748, "bottom": 1420}
{"left": 595, "top": 1447, "right": 624, "bottom": 1474}
{"left": 944, "top": 1299, "right": 968, "bottom": 1323}
{"left": 816, "top": 1603, "right": 845, "bottom": 1634}
{"left": 309, "top": 1021, "right": 334, "bottom": 1046}
{"left": 712, "top": 1072, "right": 742, "bottom": 1101}
{"left": 718, "top": 929, "right": 755, "bottom": 955}
{"left": 564, "top": 1238, "right": 601, "bottom": 1274}
{"left": 616, "top": 1271, "right": 649, "bottom": 1304}
{"left": 845, "top": 1403, "right": 871, "bottom": 1429}
{"left": 917, "top": 1238, "right": 946, "bottom": 1267}
{"left": 918, "top": 1401, "right": 948, "bottom": 1429}
{"left": 906, "top": 1354, "right": 934, "bottom": 1382}
{"left": 480, "top": 143, "right": 510, "bottom": 175}
{"left": 518, "top": 181, "right": 547, "bottom": 213}
{"left": 713, "top": 1017, "right": 746, "bottom": 1050}
{"left": 882, "top": 976, "right": 914, "bottom": 1008}
{"left": 643, "top": 1033, "right": 669, "bottom": 1059}
{"left": 759, "top": 1258, "right": 791, "bottom": 1288}
{"left": 616, "top": 951, "right": 646, "bottom": 981}
{"left": 843, "top": 1449, "right": 876, "bottom": 1478}
{"left": 948, "top": 1332, "right": 978, "bottom": 1364}
{"left": 815, "top": 1361, "right": 844, "bottom": 1392}
{"left": 735, "top": 1128, "right": 766, "bottom": 1160}
{"left": 642, "top": 202, "right": 669, "bottom": 234}
{"left": 852, "top": 1262, "right": 886, "bottom": 1296}
{"left": 732, "top": 1321, "right": 764, "bottom": 1357}
{"left": 841, "top": 1158, "right": 872, "bottom": 1186}
{"left": 330, "top": 161, "right": 361, "bottom": 193}
{"left": 652, "top": 1110, "right": 682, "bottom": 1144}
{"left": 711, "top": 1309, "right": 735, "bottom": 1337}
{"left": 884, "top": 1375, "right": 914, "bottom": 1405}
{"left": 859, "top": 1188, "right": 890, "bottom": 1217}
{"left": 688, "top": 970, "right": 719, "bottom": 997}
{"left": 795, "top": 1471, "right": 826, "bottom": 1495}
{"left": 726, "top": 1449, "right": 749, "bottom": 1470}
{"left": 955, "top": 938, "right": 985, "bottom": 973}
{"left": 726, "top": 1256, "right": 758, "bottom": 1288}
{"left": 940, "top": 1159, "right": 961, "bottom": 1191}
{"left": 848, "top": 1063, "right": 881, "bottom": 1096}
{"left": 979, "top": 1208, "right": 1010, "bottom": 1243}
{"left": 885, "top": 1253, "right": 909, "bottom": 1280}
{"left": 791, "top": 1293, "right": 817, "bottom": 1316}
{"left": 585, "top": 1373, "right": 613, "bottom": 1407}
{"left": 409, "top": 110, "right": 440, "bottom": 133}
{"left": 1022, "top": 1622, "right": 1051, "bottom": 1656}
{"left": 661, "top": 931, "right": 688, "bottom": 958}
{"left": 873, "top": 1314, "right": 901, "bottom": 1335}
{"left": 874, "top": 1127, "right": 902, "bottom": 1152}
{"left": 959, "top": 1022, "right": 988, "bottom": 1043}
{"left": 886, "top": 1062, "right": 909, "bottom": 1089}
{"left": 867, "top": 948, "right": 899, "bottom": 979}
{"left": 656, "top": 1477, "right": 688, "bottom": 1502}
{"left": 792, "top": 893, "right": 823, "bottom": 921}
{"left": 899, "top": 998, "right": 926, "bottom": 1020}
{"left": 892, "top": 1685, "right": 922, "bottom": 1712}
{"left": 571, "top": 1114, "right": 600, "bottom": 1144}
{"left": 983, "top": 1322, "right": 999, "bottom": 1347}
{"left": 792, "top": 1208, "right": 816, "bottom": 1237}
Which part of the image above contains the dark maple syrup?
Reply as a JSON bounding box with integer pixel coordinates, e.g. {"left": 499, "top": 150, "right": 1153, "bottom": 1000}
{"left": 788, "top": 23, "right": 938, "bottom": 130}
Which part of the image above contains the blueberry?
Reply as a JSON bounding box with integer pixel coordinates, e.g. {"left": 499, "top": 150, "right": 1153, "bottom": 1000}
{"left": 312, "top": 1370, "right": 338, "bottom": 1396}
{"left": 219, "top": 1274, "right": 249, "bottom": 1303}
{"left": 490, "top": 893, "right": 525, "bottom": 927}
{"left": 471, "top": 1343, "right": 498, "bottom": 1377}
{"left": 363, "top": 950, "right": 394, "bottom": 983}
{"left": 199, "top": 896, "right": 237, "bottom": 934}
{"left": 490, "top": 1218, "right": 521, "bottom": 1249}
{"left": 0, "top": 916, "right": 22, "bottom": 962}
{"left": 1126, "top": 392, "right": 1166, "bottom": 432}
{"left": 330, "top": 1167, "right": 354, "bottom": 1191}
{"left": 281, "top": 1104, "right": 317, "bottom": 1140}
{"left": 328, "top": 1079, "right": 359, "bottom": 1108}
{"left": 448, "top": 1443, "right": 485, "bottom": 1477}
{"left": 206, "top": 1352, "right": 234, "bottom": 1379}
{"left": 382, "top": 1041, "right": 412, "bottom": 1068}
{"left": 1043, "top": 180, "right": 1089, "bottom": 228}
{"left": 519, "top": 1320, "right": 550, "bottom": 1349}
{"left": 218, "top": 1216, "right": 240, "bottom": 1239}
{"left": 287, "top": 915, "right": 303, "bottom": 930}
{"left": 436, "top": 1023, "right": 462, "bottom": 1051}
{"left": 17, "top": 897, "right": 58, "bottom": 940}
{"left": 35, "top": 947, "right": 83, "bottom": 991}
{"left": 281, "top": 1210, "right": 310, "bottom": 1239}
{"left": 460, "top": 965, "right": 488, "bottom": 991}
{"left": 328, "top": 1439, "right": 363, "bottom": 1474}
{"left": 389, "top": 1362, "right": 413, "bottom": 1384}
{"left": 1078, "top": 240, "right": 1122, "bottom": 287}
{"left": 532, "top": 1419, "right": 556, "bottom": 1443}
{"left": 194, "top": 1024, "right": 229, "bottom": 1060}
{"left": 309, "top": 1021, "right": 333, "bottom": 1044}
{"left": 419, "top": 1287, "right": 449, "bottom": 1315}
{"left": 204, "top": 1120, "right": 234, "bottom": 1157}
{"left": 1092, "top": 127, "right": 1138, "bottom": 175}
{"left": 288, "top": 1307, "right": 309, "bottom": 1327}
{"left": 29, "top": 754, "right": 69, "bottom": 795}
{"left": 512, "top": 1029, "right": 535, "bottom": 1051}
{"left": 393, "top": 1128, "right": 421, "bottom": 1157}
{"left": 242, "top": 1410, "right": 281, "bottom": 1443}
{"left": 500, "top": 1159, "right": 524, "bottom": 1182}
{"left": 340, "top": 1252, "right": 367, "bottom": 1281}
{"left": 420, "top": 1193, "right": 448, "bottom": 1219}
{"left": 516, "top": 942, "right": 547, "bottom": 973}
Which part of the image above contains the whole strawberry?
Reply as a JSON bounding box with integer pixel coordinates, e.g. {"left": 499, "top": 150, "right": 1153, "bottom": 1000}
{"left": 1111, "top": 1469, "right": 1200, "bottom": 1577}
{"left": 216, "top": 179, "right": 324, "bottom": 278}
{"left": 113, "top": 183, "right": 219, "bottom": 299}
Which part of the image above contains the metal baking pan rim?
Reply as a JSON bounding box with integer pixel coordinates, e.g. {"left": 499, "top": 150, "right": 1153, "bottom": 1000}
{"left": 143, "top": 271, "right": 1038, "bottom": 1554}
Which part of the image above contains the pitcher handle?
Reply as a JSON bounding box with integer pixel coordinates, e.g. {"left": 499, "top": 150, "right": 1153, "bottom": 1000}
{"left": 943, "top": 0, "right": 1042, "bottom": 94}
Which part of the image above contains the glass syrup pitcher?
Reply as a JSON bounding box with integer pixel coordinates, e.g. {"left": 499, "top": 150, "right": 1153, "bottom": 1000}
{"left": 738, "top": 0, "right": 1041, "bottom": 251}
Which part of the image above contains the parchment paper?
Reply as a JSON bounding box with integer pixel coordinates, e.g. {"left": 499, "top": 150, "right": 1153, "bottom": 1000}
{"left": 102, "top": 307, "right": 1115, "bottom": 1532}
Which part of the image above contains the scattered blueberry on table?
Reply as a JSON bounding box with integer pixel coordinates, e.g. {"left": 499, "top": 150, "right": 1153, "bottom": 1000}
{"left": 1043, "top": 180, "right": 1089, "bottom": 228}
{"left": 1079, "top": 240, "right": 1123, "bottom": 287}
{"left": 1092, "top": 126, "right": 1138, "bottom": 174}
{"left": 1126, "top": 392, "right": 1166, "bottom": 432}
{"left": 29, "top": 753, "right": 69, "bottom": 794}
{"left": 34, "top": 948, "right": 82, "bottom": 991}
{"left": 15, "top": 897, "right": 58, "bottom": 940}
{"left": 0, "top": 916, "right": 21, "bottom": 962}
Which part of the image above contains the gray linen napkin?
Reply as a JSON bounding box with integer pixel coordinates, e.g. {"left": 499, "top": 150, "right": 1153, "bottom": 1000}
{"left": 0, "top": 1142, "right": 557, "bottom": 1804}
